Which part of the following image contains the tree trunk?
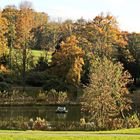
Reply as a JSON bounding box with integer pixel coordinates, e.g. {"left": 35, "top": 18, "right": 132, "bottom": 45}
{"left": 9, "top": 40, "right": 12, "bottom": 70}
{"left": 22, "top": 46, "right": 26, "bottom": 92}
{"left": 133, "top": 76, "right": 137, "bottom": 86}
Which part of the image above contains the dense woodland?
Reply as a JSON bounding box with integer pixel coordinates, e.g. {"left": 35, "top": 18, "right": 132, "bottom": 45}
{"left": 1, "top": 1, "right": 140, "bottom": 130}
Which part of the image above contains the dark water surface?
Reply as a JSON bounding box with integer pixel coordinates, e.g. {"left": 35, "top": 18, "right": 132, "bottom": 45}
{"left": 0, "top": 105, "right": 81, "bottom": 127}
{"left": 0, "top": 105, "right": 139, "bottom": 130}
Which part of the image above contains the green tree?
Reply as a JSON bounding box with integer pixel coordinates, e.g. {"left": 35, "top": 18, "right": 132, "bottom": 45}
{"left": 31, "top": 11, "right": 49, "bottom": 50}
{"left": 32, "top": 21, "right": 60, "bottom": 50}
{"left": 118, "top": 32, "right": 140, "bottom": 85}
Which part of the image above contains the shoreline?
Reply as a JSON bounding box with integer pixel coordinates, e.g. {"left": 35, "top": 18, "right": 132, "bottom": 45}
{"left": 0, "top": 102, "right": 81, "bottom": 107}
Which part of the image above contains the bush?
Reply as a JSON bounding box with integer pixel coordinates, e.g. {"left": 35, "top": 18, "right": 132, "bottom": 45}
{"left": 32, "top": 117, "right": 47, "bottom": 130}
{"left": 0, "top": 82, "right": 11, "bottom": 92}
{"left": 0, "top": 69, "right": 13, "bottom": 84}
{"left": 0, "top": 55, "right": 8, "bottom": 66}
{"left": 34, "top": 56, "right": 49, "bottom": 72}
{"left": 26, "top": 72, "right": 46, "bottom": 86}
{"left": 43, "top": 77, "right": 68, "bottom": 92}
{"left": 46, "top": 89, "right": 68, "bottom": 104}
{"left": 36, "top": 89, "right": 68, "bottom": 104}
{"left": 126, "top": 113, "right": 140, "bottom": 128}
{"left": 0, "top": 73, "right": 4, "bottom": 82}
{"left": 36, "top": 91, "right": 46, "bottom": 102}
{"left": 5, "top": 77, "right": 13, "bottom": 84}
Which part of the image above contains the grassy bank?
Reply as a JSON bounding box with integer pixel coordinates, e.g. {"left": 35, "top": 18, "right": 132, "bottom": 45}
{"left": 11, "top": 49, "right": 52, "bottom": 64}
{"left": 0, "top": 135, "right": 139, "bottom": 140}
{"left": 31, "top": 50, "right": 52, "bottom": 63}
{"left": 0, "top": 128, "right": 140, "bottom": 140}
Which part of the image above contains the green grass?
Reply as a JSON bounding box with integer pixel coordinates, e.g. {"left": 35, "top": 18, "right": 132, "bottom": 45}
{"left": 32, "top": 50, "right": 44, "bottom": 57}
{"left": 11, "top": 49, "right": 52, "bottom": 65}
{"left": 31, "top": 50, "right": 52, "bottom": 63}
{"left": 5, "top": 127, "right": 139, "bottom": 134}
{"left": 0, "top": 128, "right": 140, "bottom": 140}
{"left": 0, "top": 127, "right": 140, "bottom": 134}
{"left": 0, "top": 135, "right": 140, "bottom": 140}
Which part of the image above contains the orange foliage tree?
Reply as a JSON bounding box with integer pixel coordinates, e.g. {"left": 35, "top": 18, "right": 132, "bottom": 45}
{"left": 15, "top": 3, "right": 35, "bottom": 89}
{"left": 0, "top": 12, "right": 8, "bottom": 57}
{"left": 52, "top": 35, "right": 85, "bottom": 87}
{"left": 82, "top": 56, "right": 132, "bottom": 129}
{"left": 2, "top": 6, "right": 18, "bottom": 69}
{"left": 74, "top": 14, "right": 127, "bottom": 59}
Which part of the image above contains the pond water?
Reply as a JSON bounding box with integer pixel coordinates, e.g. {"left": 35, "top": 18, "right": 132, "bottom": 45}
{"left": 0, "top": 105, "right": 81, "bottom": 130}
{"left": 1, "top": 105, "right": 139, "bottom": 130}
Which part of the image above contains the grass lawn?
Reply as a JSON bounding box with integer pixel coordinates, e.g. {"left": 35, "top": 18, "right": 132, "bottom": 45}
{"left": 0, "top": 135, "right": 139, "bottom": 140}
{"left": 31, "top": 50, "right": 52, "bottom": 63}
{"left": 11, "top": 49, "right": 52, "bottom": 66}
{"left": 31, "top": 50, "right": 44, "bottom": 57}
{"left": 0, "top": 128, "right": 140, "bottom": 140}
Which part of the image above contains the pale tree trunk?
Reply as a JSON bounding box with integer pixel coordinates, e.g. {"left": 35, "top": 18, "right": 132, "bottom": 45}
{"left": 22, "top": 45, "right": 26, "bottom": 92}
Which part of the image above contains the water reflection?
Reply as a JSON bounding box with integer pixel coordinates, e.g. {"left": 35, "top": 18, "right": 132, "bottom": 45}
{"left": 0, "top": 105, "right": 81, "bottom": 126}
{"left": 56, "top": 113, "right": 67, "bottom": 120}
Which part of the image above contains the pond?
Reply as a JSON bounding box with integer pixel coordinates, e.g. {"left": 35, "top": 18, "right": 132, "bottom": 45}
{"left": 1, "top": 105, "right": 139, "bottom": 130}
{"left": 0, "top": 105, "right": 82, "bottom": 130}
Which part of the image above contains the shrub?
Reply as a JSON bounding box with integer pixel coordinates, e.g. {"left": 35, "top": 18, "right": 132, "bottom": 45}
{"left": 36, "top": 91, "right": 46, "bottom": 102}
{"left": 32, "top": 117, "right": 47, "bottom": 130}
{"left": 126, "top": 113, "right": 140, "bottom": 128}
{"left": 34, "top": 56, "right": 49, "bottom": 72}
{"left": 4, "top": 77, "right": 13, "bottom": 84}
{"left": 36, "top": 89, "right": 68, "bottom": 104}
{"left": 26, "top": 72, "right": 46, "bottom": 86}
{"left": 46, "top": 89, "right": 68, "bottom": 104}
{"left": 0, "top": 73, "right": 4, "bottom": 82}
{"left": 43, "top": 77, "right": 68, "bottom": 92}
{"left": 0, "top": 55, "right": 8, "bottom": 66}
{"left": 107, "top": 118, "right": 125, "bottom": 130}
{"left": 0, "top": 82, "right": 11, "bottom": 92}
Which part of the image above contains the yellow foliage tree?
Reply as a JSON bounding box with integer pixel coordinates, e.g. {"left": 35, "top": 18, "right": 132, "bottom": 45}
{"left": 0, "top": 12, "right": 8, "bottom": 57}
{"left": 16, "top": 8, "right": 34, "bottom": 47}
{"left": 52, "top": 35, "right": 85, "bottom": 86}
{"left": 74, "top": 14, "right": 127, "bottom": 59}
{"left": 15, "top": 4, "right": 35, "bottom": 90}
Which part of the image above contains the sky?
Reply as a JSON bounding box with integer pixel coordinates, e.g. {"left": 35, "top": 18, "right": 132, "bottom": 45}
{"left": 0, "top": 0, "right": 140, "bottom": 32}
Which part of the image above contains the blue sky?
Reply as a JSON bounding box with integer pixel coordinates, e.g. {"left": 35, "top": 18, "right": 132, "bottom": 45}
{"left": 0, "top": 0, "right": 140, "bottom": 32}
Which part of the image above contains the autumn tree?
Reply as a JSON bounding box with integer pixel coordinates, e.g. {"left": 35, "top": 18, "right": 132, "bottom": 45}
{"left": 60, "top": 19, "right": 74, "bottom": 39}
{"left": 73, "top": 14, "right": 126, "bottom": 59}
{"left": 50, "top": 35, "right": 84, "bottom": 97}
{"left": 0, "top": 12, "right": 8, "bottom": 61}
{"left": 71, "top": 14, "right": 128, "bottom": 85}
{"left": 82, "top": 56, "right": 132, "bottom": 130}
{"left": 2, "top": 5, "right": 18, "bottom": 69}
{"left": 15, "top": 2, "right": 35, "bottom": 89}
{"left": 52, "top": 35, "right": 84, "bottom": 84}
{"left": 93, "top": 14, "right": 126, "bottom": 58}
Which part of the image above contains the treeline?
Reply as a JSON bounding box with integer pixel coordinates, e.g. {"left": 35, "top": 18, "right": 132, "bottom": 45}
{"left": 0, "top": 2, "right": 140, "bottom": 85}
{"left": 1, "top": 1, "right": 140, "bottom": 130}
